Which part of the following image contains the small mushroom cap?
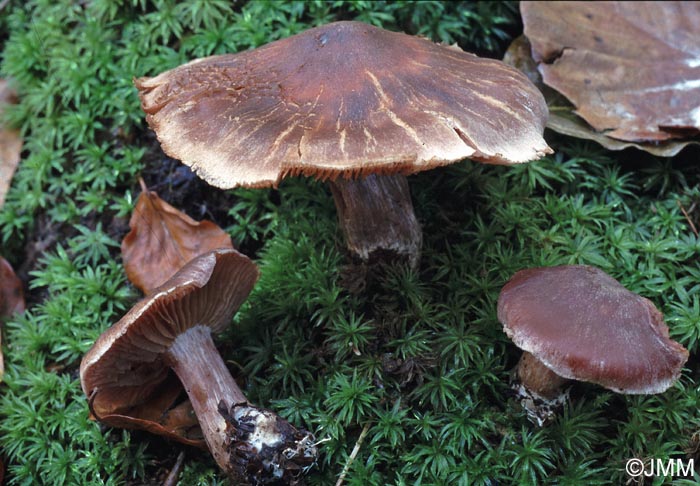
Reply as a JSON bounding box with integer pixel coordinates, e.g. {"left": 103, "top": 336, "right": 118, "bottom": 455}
{"left": 497, "top": 265, "right": 688, "bottom": 394}
{"left": 135, "top": 21, "right": 551, "bottom": 189}
{"left": 80, "top": 248, "right": 259, "bottom": 418}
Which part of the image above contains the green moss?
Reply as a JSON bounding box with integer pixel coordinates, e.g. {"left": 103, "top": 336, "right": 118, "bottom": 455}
{"left": 1, "top": 1, "right": 699, "bottom": 485}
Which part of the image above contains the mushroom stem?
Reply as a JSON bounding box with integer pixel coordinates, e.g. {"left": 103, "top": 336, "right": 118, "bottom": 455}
{"left": 165, "top": 325, "right": 316, "bottom": 483}
{"left": 517, "top": 351, "right": 569, "bottom": 399}
{"left": 328, "top": 174, "right": 422, "bottom": 269}
{"left": 165, "top": 325, "right": 246, "bottom": 468}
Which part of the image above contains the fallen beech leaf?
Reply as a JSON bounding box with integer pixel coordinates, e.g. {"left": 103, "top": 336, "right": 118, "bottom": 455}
{"left": 522, "top": 1, "right": 700, "bottom": 143}
{"left": 88, "top": 373, "right": 205, "bottom": 448}
{"left": 502, "top": 35, "right": 543, "bottom": 89}
{"left": 1, "top": 256, "right": 25, "bottom": 382}
{"left": 504, "top": 35, "right": 700, "bottom": 157}
{"left": 0, "top": 80, "right": 22, "bottom": 209}
{"left": 121, "top": 180, "right": 233, "bottom": 294}
{"left": 0, "top": 256, "right": 24, "bottom": 317}
{"left": 547, "top": 110, "right": 700, "bottom": 157}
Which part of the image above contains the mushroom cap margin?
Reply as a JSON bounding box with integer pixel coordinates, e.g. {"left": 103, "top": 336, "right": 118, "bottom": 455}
{"left": 135, "top": 21, "right": 552, "bottom": 189}
{"left": 497, "top": 265, "right": 688, "bottom": 394}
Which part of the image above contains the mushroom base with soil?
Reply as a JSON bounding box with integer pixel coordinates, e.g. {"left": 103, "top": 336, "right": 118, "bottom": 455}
{"left": 513, "top": 351, "right": 570, "bottom": 426}
{"left": 328, "top": 173, "right": 422, "bottom": 269}
{"left": 166, "top": 325, "right": 317, "bottom": 484}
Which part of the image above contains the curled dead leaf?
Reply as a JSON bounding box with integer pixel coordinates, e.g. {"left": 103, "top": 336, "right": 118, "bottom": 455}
{"left": 121, "top": 180, "right": 233, "bottom": 294}
{"left": 0, "top": 256, "right": 24, "bottom": 318}
{"left": 546, "top": 110, "right": 700, "bottom": 157}
{"left": 0, "top": 79, "right": 22, "bottom": 209}
{"left": 0, "top": 256, "right": 25, "bottom": 382}
{"left": 521, "top": 1, "right": 700, "bottom": 143}
{"left": 88, "top": 373, "right": 205, "bottom": 448}
{"left": 504, "top": 35, "right": 700, "bottom": 157}
{"left": 503, "top": 35, "right": 543, "bottom": 90}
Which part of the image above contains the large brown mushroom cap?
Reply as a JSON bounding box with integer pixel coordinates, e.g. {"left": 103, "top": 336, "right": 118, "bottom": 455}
{"left": 497, "top": 265, "right": 688, "bottom": 394}
{"left": 80, "top": 248, "right": 259, "bottom": 418}
{"left": 135, "top": 21, "right": 551, "bottom": 189}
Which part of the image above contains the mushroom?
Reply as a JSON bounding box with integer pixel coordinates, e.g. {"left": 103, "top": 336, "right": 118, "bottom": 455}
{"left": 497, "top": 265, "right": 688, "bottom": 424}
{"left": 135, "top": 21, "right": 551, "bottom": 268}
{"left": 80, "top": 249, "right": 317, "bottom": 484}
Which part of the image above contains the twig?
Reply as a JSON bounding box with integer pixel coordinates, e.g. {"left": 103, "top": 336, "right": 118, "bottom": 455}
{"left": 335, "top": 423, "right": 371, "bottom": 486}
{"left": 0, "top": 0, "right": 10, "bottom": 12}
{"left": 162, "top": 451, "right": 185, "bottom": 486}
{"left": 677, "top": 199, "right": 698, "bottom": 236}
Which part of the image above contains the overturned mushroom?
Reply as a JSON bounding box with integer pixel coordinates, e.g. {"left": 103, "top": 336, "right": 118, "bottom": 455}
{"left": 497, "top": 265, "right": 688, "bottom": 425}
{"left": 135, "top": 21, "right": 551, "bottom": 268}
{"left": 80, "top": 249, "right": 317, "bottom": 484}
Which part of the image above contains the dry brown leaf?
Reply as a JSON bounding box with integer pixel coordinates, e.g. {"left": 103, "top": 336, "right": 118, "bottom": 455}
{"left": 121, "top": 180, "right": 233, "bottom": 294}
{"left": 522, "top": 1, "right": 700, "bottom": 143}
{"left": 504, "top": 35, "right": 700, "bottom": 157}
{"left": 502, "top": 35, "right": 543, "bottom": 89}
{"left": 546, "top": 110, "right": 700, "bottom": 157}
{"left": 88, "top": 373, "right": 205, "bottom": 448}
{"left": 0, "top": 80, "right": 22, "bottom": 209}
{"left": 0, "top": 256, "right": 25, "bottom": 382}
{"left": 0, "top": 256, "right": 24, "bottom": 317}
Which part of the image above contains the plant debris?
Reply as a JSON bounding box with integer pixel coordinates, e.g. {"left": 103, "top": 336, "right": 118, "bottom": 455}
{"left": 0, "top": 256, "right": 24, "bottom": 382}
{"left": 504, "top": 35, "right": 700, "bottom": 156}
{"left": 162, "top": 451, "right": 185, "bottom": 486}
{"left": 0, "top": 80, "right": 22, "bottom": 209}
{"left": 121, "top": 179, "right": 233, "bottom": 294}
{"left": 87, "top": 374, "right": 205, "bottom": 449}
{"left": 522, "top": 1, "right": 700, "bottom": 143}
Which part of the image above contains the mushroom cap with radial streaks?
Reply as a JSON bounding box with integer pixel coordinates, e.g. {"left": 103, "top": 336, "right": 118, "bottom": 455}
{"left": 80, "top": 248, "right": 259, "bottom": 418}
{"left": 497, "top": 265, "right": 688, "bottom": 394}
{"left": 135, "top": 21, "right": 551, "bottom": 189}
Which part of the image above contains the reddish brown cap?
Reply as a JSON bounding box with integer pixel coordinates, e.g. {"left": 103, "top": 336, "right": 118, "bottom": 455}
{"left": 497, "top": 265, "right": 688, "bottom": 394}
{"left": 80, "top": 248, "right": 259, "bottom": 418}
{"left": 135, "top": 21, "right": 551, "bottom": 189}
